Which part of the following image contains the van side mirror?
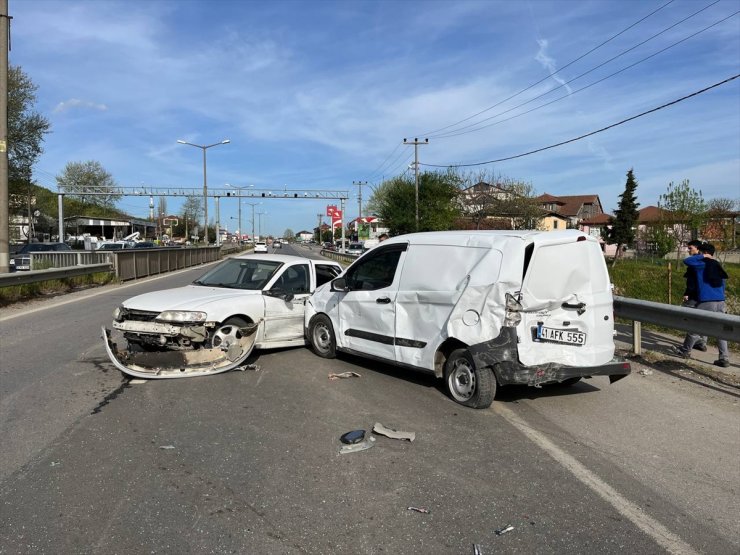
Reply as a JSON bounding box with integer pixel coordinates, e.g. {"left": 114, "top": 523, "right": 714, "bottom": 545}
{"left": 331, "top": 277, "right": 349, "bottom": 292}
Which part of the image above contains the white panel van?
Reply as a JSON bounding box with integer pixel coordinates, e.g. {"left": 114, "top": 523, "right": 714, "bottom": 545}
{"left": 305, "top": 230, "right": 630, "bottom": 408}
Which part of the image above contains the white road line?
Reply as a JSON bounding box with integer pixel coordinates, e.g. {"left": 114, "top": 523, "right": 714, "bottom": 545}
{"left": 0, "top": 262, "right": 220, "bottom": 323}
{"left": 492, "top": 403, "right": 698, "bottom": 555}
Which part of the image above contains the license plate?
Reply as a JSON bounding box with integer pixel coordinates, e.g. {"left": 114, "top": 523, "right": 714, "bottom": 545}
{"left": 533, "top": 326, "right": 586, "bottom": 346}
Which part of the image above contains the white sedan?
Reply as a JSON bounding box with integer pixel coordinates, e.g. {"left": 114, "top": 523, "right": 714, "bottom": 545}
{"left": 103, "top": 254, "right": 342, "bottom": 379}
{"left": 254, "top": 241, "right": 268, "bottom": 253}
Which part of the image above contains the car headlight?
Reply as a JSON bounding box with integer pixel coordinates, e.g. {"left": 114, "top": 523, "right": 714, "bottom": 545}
{"left": 113, "top": 306, "right": 123, "bottom": 321}
{"left": 157, "top": 310, "right": 208, "bottom": 323}
{"left": 9, "top": 259, "right": 14, "bottom": 265}
{"left": 504, "top": 292, "right": 523, "bottom": 327}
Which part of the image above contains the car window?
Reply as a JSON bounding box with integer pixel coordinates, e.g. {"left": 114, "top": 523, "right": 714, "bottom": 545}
{"left": 195, "top": 259, "right": 282, "bottom": 290}
{"left": 345, "top": 247, "right": 404, "bottom": 291}
{"left": 316, "top": 264, "right": 341, "bottom": 287}
{"left": 271, "top": 264, "right": 309, "bottom": 294}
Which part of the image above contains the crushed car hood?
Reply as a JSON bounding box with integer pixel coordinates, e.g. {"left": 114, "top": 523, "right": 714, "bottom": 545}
{"left": 122, "top": 285, "right": 262, "bottom": 312}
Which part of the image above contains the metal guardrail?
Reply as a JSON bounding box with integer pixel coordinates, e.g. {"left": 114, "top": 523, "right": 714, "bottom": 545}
{"left": 0, "top": 263, "right": 114, "bottom": 287}
{"left": 319, "top": 249, "right": 359, "bottom": 265}
{"left": 113, "top": 247, "right": 221, "bottom": 281}
{"left": 613, "top": 295, "right": 740, "bottom": 354}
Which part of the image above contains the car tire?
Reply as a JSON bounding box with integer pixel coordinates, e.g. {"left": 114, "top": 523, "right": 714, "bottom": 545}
{"left": 444, "top": 348, "right": 495, "bottom": 409}
{"left": 208, "top": 317, "right": 250, "bottom": 349}
{"left": 309, "top": 314, "right": 336, "bottom": 359}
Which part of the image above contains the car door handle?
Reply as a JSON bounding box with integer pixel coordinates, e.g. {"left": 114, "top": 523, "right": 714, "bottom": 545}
{"left": 376, "top": 297, "right": 391, "bottom": 304}
{"left": 562, "top": 302, "right": 586, "bottom": 315}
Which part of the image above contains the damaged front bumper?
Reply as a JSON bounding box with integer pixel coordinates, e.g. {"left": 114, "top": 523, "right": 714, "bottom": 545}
{"left": 468, "top": 327, "right": 631, "bottom": 387}
{"left": 102, "top": 322, "right": 260, "bottom": 379}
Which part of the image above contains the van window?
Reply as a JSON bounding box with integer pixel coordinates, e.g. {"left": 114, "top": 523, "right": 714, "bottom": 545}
{"left": 346, "top": 247, "right": 404, "bottom": 291}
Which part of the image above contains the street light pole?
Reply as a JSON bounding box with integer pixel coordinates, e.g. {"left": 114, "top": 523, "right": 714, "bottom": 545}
{"left": 177, "top": 138, "right": 230, "bottom": 244}
{"left": 244, "top": 202, "right": 260, "bottom": 244}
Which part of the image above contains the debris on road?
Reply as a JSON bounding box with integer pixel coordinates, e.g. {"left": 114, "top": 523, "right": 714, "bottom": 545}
{"left": 129, "top": 379, "right": 148, "bottom": 384}
{"left": 373, "top": 422, "right": 416, "bottom": 442}
{"left": 159, "top": 445, "right": 175, "bottom": 450}
{"left": 494, "top": 524, "right": 514, "bottom": 536}
{"left": 407, "top": 506, "right": 430, "bottom": 514}
{"left": 328, "top": 371, "right": 361, "bottom": 380}
{"left": 50, "top": 461, "right": 61, "bottom": 467}
{"left": 339, "top": 436, "right": 375, "bottom": 454}
{"left": 639, "top": 369, "right": 653, "bottom": 376}
{"left": 237, "top": 364, "right": 260, "bottom": 372}
{"left": 473, "top": 544, "right": 483, "bottom": 555}
{"left": 340, "top": 430, "right": 366, "bottom": 444}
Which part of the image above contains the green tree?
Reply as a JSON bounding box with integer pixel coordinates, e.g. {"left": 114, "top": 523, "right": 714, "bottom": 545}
{"left": 56, "top": 161, "right": 121, "bottom": 208}
{"left": 8, "top": 65, "right": 52, "bottom": 217}
{"left": 368, "top": 170, "right": 460, "bottom": 235}
{"left": 658, "top": 179, "right": 706, "bottom": 259}
{"left": 283, "top": 228, "right": 295, "bottom": 241}
{"left": 178, "top": 195, "right": 203, "bottom": 241}
{"left": 606, "top": 169, "right": 640, "bottom": 266}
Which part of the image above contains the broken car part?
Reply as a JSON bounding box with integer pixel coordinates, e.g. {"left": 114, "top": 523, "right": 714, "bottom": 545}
{"left": 102, "top": 321, "right": 260, "bottom": 379}
{"left": 406, "top": 507, "right": 430, "bottom": 514}
{"left": 373, "top": 422, "right": 415, "bottom": 442}
{"left": 338, "top": 436, "right": 375, "bottom": 454}
{"left": 328, "top": 371, "right": 361, "bottom": 380}
{"left": 340, "top": 430, "right": 366, "bottom": 444}
{"left": 495, "top": 524, "right": 514, "bottom": 536}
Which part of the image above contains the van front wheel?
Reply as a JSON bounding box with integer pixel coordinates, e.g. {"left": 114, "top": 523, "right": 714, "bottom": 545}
{"left": 309, "top": 315, "right": 337, "bottom": 359}
{"left": 445, "top": 348, "right": 495, "bottom": 409}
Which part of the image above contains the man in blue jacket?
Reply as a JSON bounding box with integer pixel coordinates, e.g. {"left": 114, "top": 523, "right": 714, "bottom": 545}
{"left": 675, "top": 243, "right": 730, "bottom": 367}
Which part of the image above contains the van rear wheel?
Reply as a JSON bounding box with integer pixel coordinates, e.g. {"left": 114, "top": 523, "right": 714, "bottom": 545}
{"left": 445, "top": 348, "right": 495, "bottom": 409}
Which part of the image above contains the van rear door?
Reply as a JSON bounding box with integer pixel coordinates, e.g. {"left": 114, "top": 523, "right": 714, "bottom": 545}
{"left": 516, "top": 233, "right": 615, "bottom": 367}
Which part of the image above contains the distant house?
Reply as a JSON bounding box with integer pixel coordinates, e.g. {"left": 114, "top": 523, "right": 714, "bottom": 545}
{"left": 535, "top": 193, "right": 605, "bottom": 228}
{"left": 459, "top": 182, "right": 511, "bottom": 215}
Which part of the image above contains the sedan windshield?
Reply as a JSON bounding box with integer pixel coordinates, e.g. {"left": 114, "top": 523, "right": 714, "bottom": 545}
{"left": 194, "top": 259, "right": 282, "bottom": 290}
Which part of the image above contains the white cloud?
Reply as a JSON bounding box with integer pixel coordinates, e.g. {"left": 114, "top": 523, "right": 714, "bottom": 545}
{"left": 535, "top": 39, "right": 574, "bottom": 95}
{"left": 53, "top": 99, "right": 109, "bottom": 114}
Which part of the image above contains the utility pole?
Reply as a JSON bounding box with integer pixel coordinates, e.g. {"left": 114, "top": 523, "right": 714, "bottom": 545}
{"left": 0, "top": 0, "right": 10, "bottom": 272}
{"left": 244, "top": 202, "right": 259, "bottom": 244}
{"left": 353, "top": 180, "right": 366, "bottom": 239}
{"left": 403, "top": 138, "right": 428, "bottom": 231}
{"left": 317, "top": 213, "right": 323, "bottom": 243}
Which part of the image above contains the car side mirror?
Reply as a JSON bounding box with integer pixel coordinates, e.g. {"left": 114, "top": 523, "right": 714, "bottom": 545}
{"left": 331, "top": 277, "right": 349, "bottom": 292}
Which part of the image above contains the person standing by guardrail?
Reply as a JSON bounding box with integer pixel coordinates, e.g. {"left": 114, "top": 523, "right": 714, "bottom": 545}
{"left": 675, "top": 243, "right": 730, "bottom": 367}
{"left": 681, "top": 239, "right": 707, "bottom": 352}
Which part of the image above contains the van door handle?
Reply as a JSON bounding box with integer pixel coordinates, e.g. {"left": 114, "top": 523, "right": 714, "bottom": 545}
{"left": 562, "top": 302, "right": 586, "bottom": 315}
{"left": 376, "top": 297, "right": 391, "bottom": 304}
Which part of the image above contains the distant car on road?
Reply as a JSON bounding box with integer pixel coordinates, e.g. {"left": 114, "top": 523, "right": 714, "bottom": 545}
{"left": 254, "top": 241, "right": 268, "bottom": 253}
{"left": 9, "top": 242, "right": 72, "bottom": 271}
{"left": 346, "top": 242, "right": 364, "bottom": 255}
{"left": 272, "top": 240, "right": 282, "bottom": 249}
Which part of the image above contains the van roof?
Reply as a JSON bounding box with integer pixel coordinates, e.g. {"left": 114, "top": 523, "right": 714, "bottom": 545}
{"left": 381, "top": 229, "right": 591, "bottom": 248}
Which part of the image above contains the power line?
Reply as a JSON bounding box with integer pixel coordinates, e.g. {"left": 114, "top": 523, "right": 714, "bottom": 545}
{"left": 421, "top": 74, "right": 740, "bottom": 168}
{"left": 431, "top": 9, "right": 739, "bottom": 140}
{"left": 364, "top": 141, "right": 404, "bottom": 182}
{"left": 418, "top": 0, "right": 679, "bottom": 137}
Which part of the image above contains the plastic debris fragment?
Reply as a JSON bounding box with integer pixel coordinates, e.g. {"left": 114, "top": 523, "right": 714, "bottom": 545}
{"left": 339, "top": 436, "right": 375, "bottom": 454}
{"left": 407, "top": 507, "right": 430, "bottom": 514}
{"left": 373, "top": 422, "right": 415, "bottom": 442}
{"left": 129, "top": 379, "right": 148, "bottom": 384}
{"left": 340, "top": 430, "right": 366, "bottom": 444}
{"left": 639, "top": 369, "right": 653, "bottom": 376}
{"left": 159, "top": 445, "right": 175, "bottom": 450}
{"left": 495, "top": 524, "right": 514, "bottom": 536}
{"left": 50, "top": 461, "right": 61, "bottom": 467}
{"left": 328, "top": 371, "right": 361, "bottom": 380}
{"left": 473, "top": 544, "right": 483, "bottom": 555}
{"left": 237, "top": 364, "right": 260, "bottom": 372}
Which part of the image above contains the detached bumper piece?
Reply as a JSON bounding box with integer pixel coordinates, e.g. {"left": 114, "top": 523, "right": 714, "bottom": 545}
{"left": 102, "top": 323, "right": 259, "bottom": 379}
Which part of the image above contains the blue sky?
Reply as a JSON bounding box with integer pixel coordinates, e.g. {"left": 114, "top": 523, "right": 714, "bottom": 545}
{"left": 11, "top": 0, "right": 740, "bottom": 237}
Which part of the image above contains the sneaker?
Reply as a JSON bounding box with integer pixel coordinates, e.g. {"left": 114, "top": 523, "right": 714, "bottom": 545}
{"left": 693, "top": 344, "right": 708, "bottom": 352}
{"left": 714, "top": 359, "right": 730, "bottom": 368}
{"left": 673, "top": 346, "right": 690, "bottom": 359}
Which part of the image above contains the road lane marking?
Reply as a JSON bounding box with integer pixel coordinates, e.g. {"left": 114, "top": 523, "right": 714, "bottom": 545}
{"left": 493, "top": 403, "right": 698, "bottom": 555}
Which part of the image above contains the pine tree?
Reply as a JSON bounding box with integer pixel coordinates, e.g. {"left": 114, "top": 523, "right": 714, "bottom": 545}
{"left": 607, "top": 169, "right": 640, "bottom": 266}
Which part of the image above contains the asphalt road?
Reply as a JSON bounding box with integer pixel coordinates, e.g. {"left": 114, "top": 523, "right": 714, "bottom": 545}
{"left": 0, "top": 246, "right": 738, "bottom": 554}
